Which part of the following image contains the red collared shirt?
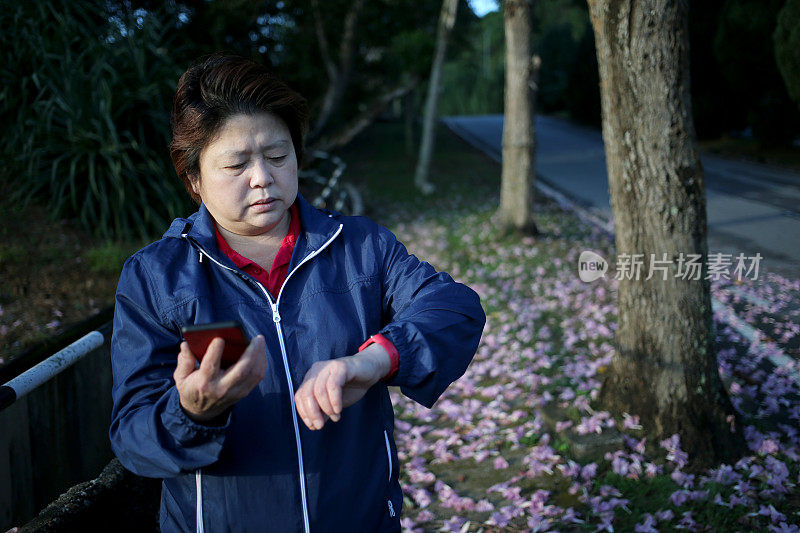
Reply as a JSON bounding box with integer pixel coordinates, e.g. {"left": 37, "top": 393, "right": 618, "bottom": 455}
{"left": 213, "top": 203, "right": 398, "bottom": 380}
{"left": 214, "top": 203, "right": 301, "bottom": 300}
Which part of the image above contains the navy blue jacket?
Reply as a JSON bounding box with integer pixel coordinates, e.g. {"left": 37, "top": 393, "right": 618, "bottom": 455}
{"left": 109, "top": 194, "right": 485, "bottom": 532}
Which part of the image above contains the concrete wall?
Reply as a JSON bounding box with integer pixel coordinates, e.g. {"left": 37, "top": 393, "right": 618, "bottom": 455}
{"left": 0, "top": 323, "right": 114, "bottom": 531}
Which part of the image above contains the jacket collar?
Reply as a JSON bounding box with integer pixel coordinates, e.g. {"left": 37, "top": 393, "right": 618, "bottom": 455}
{"left": 165, "top": 193, "right": 342, "bottom": 270}
{"left": 292, "top": 193, "right": 342, "bottom": 262}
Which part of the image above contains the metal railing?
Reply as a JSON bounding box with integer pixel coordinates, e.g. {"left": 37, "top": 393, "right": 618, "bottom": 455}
{"left": 0, "top": 331, "right": 105, "bottom": 412}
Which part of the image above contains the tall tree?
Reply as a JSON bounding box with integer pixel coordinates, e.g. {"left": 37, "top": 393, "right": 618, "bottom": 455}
{"left": 308, "top": 0, "right": 365, "bottom": 141}
{"left": 499, "top": 0, "right": 538, "bottom": 234}
{"left": 587, "top": 0, "right": 743, "bottom": 464}
{"left": 414, "top": 0, "right": 459, "bottom": 194}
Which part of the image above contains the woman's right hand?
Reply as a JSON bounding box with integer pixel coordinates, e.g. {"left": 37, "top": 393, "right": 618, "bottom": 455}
{"left": 174, "top": 335, "right": 267, "bottom": 424}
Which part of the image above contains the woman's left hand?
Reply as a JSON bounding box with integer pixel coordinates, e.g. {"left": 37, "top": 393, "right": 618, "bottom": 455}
{"left": 295, "top": 343, "right": 391, "bottom": 431}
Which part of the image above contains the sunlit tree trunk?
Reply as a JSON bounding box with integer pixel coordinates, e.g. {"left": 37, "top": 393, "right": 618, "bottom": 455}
{"left": 499, "top": 0, "right": 538, "bottom": 234}
{"left": 414, "top": 0, "right": 458, "bottom": 194}
{"left": 587, "top": 0, "right": 744, "bottom": 465}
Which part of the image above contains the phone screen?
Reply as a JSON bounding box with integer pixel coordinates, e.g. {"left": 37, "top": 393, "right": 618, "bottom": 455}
{"left": 181, "top": 321, "right": 249, "bottom": 369}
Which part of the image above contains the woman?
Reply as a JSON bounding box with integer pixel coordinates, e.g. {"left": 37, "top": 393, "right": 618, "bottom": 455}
{"left": 109, "top": 52, "right": 485, "bottom": 533}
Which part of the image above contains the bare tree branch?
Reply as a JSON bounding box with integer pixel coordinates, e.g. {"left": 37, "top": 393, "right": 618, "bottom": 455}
{"left": 311, "top": 0, "right": 336, "bottom": 81}
{"left": 311, "top": 76, "right": 419, "bottom": 152}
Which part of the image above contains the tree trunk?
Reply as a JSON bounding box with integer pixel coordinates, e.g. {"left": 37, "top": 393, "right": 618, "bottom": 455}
{"left": 413, "top": 0, "right": 459, "bottom": 194}
{"left": 499, "top": 0, "right": 538, "bottom": 234}
{"left": 587, "top": 0, "right": 744, "bottom": 465}
{"left": 404, "top": 90, "right": 416, "bottom": 157}
{"left": 308, "top": 0, "right": 365, "bottom": 141}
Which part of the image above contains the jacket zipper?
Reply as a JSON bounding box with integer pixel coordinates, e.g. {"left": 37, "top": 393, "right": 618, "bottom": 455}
{"left": 195, "top": 469, "right": 204, "bottom": 533}
{"left": 184, "top": 224, "right": 342, "bottom": 533}
{"left": 383, "top": 430, "right": 392, "bottom": 481}
{"left": 384, "top": 429, "right": 396, "bottom": 518}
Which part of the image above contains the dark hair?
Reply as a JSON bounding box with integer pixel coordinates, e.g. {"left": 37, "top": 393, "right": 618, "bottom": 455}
{"left": 170, "top": 52, "right": 309, "bottom": 203}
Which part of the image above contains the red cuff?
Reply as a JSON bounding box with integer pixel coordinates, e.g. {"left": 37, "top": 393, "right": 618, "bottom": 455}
{"left": 359, "top": 333, "right": 399, "bottom": 382}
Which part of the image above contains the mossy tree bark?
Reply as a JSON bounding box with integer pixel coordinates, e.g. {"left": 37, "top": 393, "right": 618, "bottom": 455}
{"left": 587, "top": 0, "right": 745, "bottom": 465}
{"left": 499, "top": 0, "right": 538, "bottom": 235}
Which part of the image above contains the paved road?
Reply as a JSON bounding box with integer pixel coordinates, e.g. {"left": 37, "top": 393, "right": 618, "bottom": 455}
{"left": 444, "top": 114, "right": 800, "bottom": 279}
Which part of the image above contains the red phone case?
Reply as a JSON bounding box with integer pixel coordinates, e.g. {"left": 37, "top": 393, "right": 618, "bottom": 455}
{"left": 181, "top": 322, "right": 249, "bottom": 368}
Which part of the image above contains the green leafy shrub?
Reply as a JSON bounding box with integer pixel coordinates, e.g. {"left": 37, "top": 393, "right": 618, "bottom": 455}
{"left": 1, "top": 1, "right": 193, "bottom": 240}
{"left": 439, "top": 11, "right": 504, "bottom": 115}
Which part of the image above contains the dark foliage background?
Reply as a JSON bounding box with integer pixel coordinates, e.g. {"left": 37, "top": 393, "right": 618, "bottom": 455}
{"left": 0, "top": 0, "right": 471, "bottom": 239}
{"left": 1, "top": 0, "right": 797, "bottom": 240}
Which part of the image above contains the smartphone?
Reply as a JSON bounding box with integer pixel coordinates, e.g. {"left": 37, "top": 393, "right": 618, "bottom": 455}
{"left": 181, "top": 321, "right": 250, "bottom": 369}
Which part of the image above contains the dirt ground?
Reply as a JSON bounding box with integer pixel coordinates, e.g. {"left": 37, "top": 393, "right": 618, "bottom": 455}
{"left": 0, "top": 183, "right": 127, "bottom": 367}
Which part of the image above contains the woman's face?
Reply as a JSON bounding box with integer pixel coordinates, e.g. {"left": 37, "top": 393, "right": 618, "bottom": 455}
{"left": 194, "top": 112, "right": 298, "bottom": 238}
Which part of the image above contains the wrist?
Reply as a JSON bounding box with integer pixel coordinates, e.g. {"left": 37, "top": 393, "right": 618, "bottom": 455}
{"left": 353, "top": 343, "right": 391, "bottom": 384}
{"left": 358, "top": 334, "right": 399, "bottom": 382}
{"left": 180, "top": 400, "right": 229, "bottom": 426}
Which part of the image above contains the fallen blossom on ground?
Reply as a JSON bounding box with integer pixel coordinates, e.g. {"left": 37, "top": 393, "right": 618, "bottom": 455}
{"left": 382, "top": 200, "right": 799, "bottom": 532}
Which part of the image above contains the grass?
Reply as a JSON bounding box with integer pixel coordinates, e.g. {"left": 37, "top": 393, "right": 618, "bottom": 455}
{"left": 0, "top": 245, "right": 27, "bottom": 267}
{"left": 0, "top": 179, "right": 147, "bottom": 363}
{"left": 602, "top": 465, "right": 800, "bottom": 532}
{"left": 83, "top": 241, "right": 143, "bottom": 275}
{"left": 337, "top": 120, "right": 503, "bottom": 217}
